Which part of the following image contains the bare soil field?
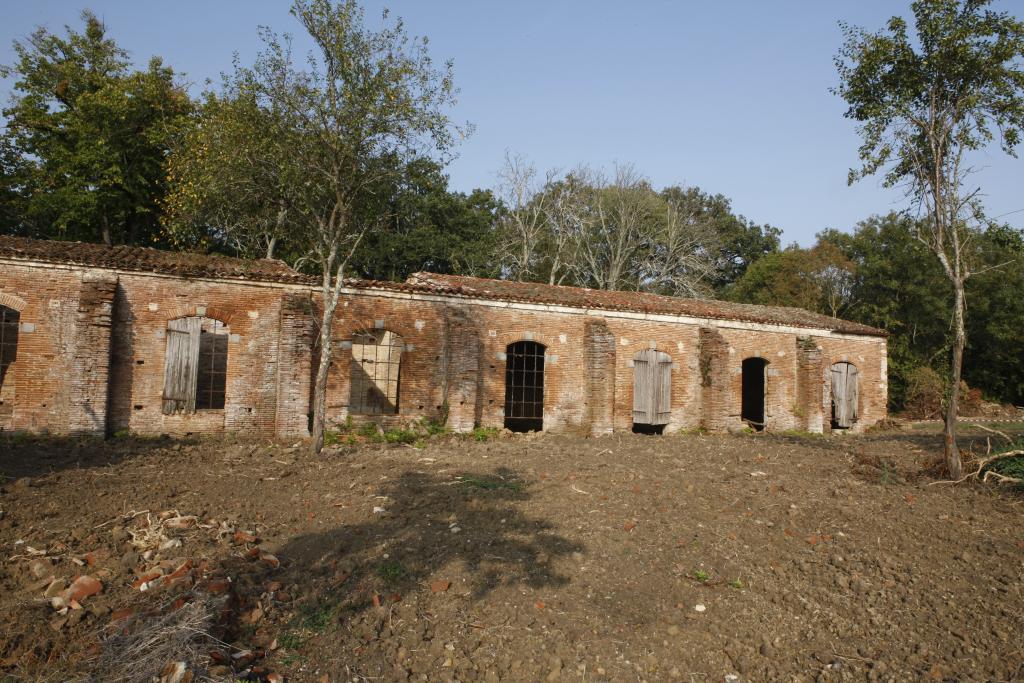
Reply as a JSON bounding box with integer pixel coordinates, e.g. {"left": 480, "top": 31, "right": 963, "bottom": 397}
{"left": 1, "top": 426, "right": 1022, "bottom": 682}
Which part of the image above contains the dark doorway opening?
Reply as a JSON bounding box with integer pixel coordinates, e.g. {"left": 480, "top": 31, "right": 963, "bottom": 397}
{"left": 632, "top": 423, "right": 665, "bottom": 435}
{"left": 741, "top": 357, "right": 767, "bottom": 431}
{"left": 504, "top": 341, "right": 545, "bottom": 432}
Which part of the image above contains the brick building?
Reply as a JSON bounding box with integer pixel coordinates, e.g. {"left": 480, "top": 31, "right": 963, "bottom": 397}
{"left": 0, "top": 236, "right": 887, "bottom": 438}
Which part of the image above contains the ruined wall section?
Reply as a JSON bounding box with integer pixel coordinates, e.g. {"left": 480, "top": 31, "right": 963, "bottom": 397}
{"left": 815, "top": 335, "right": 888, "bottom": 433}
{"left": 324, "top": 292, "right": 587, "bottom": 433}
{"left": 795, "top": 336, "right": 825, "bottom": 434}
{"left": 274, "top": 292, "right": 315, "bottom": 438}
{"left": 583, "top": 318, "right": 616, "bottom": 436}
{"left": 106, "top": 273, "right": 293, "bottom": 437}
{"left": 698, "top": 327, "right": 730, "bottom": 432}
{"left": 67, "top": 271, "right": 117, "bottom": 435}
{"left": 0, "top": 265, "right": 121, "bottom": 435}
{"left": 604, "top": 318, "right": 702, "bottom": 433}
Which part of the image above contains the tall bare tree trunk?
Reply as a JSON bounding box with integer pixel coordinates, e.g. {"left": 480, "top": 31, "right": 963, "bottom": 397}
{"left": 310, "top": 292, "right": 338, "bottom": 454}
{"left": 944, "top": 280, "right": 966, "bottom": 479}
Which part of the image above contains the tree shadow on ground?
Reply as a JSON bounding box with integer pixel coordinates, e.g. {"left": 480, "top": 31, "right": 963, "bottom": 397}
{"left": 0, "top": 434, "right": 194, "bottom": 480}
{"left": 272, "top": 466, "right": 583, "bottom": 618}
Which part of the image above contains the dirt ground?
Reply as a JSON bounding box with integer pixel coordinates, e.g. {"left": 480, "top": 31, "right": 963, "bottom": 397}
{"left": 1, "top": 424, "right": 1022, "bottom": 683}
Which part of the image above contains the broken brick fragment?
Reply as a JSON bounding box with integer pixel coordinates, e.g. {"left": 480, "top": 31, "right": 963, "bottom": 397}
{"left": 233, "top": 530, "right": 259, "bottom": 544}
{"left": 64, "top": 575, "right": 102, "bottom": 603}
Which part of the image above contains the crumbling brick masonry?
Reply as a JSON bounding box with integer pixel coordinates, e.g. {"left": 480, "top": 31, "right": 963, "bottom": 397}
{"left": 0, "top": 237, "right": 887, "bottom": 438}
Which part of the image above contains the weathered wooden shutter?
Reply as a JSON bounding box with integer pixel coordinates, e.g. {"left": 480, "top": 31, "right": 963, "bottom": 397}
{"left": 831, "top": 362, "right": 859, "bottom": 428}
{"left": 654, "top": 353, "right": 672, "bottom": 425}
{"left": 846, "top": 364, "right": 859, "bottom": 424}
{"left": 633, "top": 350, "right": 672, "bottom": 425}
{"left": 162, "top": 317, "right": 201, "bottom": 414}
{"left": 633, "top": 351, "right": 653, "bottom": 424}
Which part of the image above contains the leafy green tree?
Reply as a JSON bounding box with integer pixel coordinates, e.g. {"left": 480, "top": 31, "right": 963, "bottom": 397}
{"left": 163, "top": 77, "right": 301, "bottom": 260}
{"left": 1, "top": 11, "right": 191, "bottom": 245}
{"left": 835, "top": 0, "right": 1024, "bottom": 477}
{"left": 821, "top": 215, "right": 951, "bottom": 409}
{"left": 351, "top": 158, "right": 500, "bottom": 281}
{"left": 963, "top": 225, "right": 1024, "bottom": 404}
{"left": 726, "top": 241, "right": 856, "bottom": 318}
{"left": 234, "top": 0, "right": 464, "bottom": 453}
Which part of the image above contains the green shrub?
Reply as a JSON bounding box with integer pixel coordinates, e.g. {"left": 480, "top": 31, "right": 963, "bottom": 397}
{"left": 384, "top": 428, "right": 418, "bottom": 444}
{"left": 469, "top": 426, "right": 499, "bottom": 442}
{"left": 420, "top": 417, "right": 450, "bottom": 436}
{"left": 377, "top": 559, "right": 407, "bottom": 584}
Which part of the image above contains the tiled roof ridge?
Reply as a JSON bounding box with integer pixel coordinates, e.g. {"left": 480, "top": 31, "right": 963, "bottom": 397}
{"left": 0, "top": 236, "right": 886, "bottom": 337}
{"left": 0, "top": 235, "right": 310, "bottom": 284}
{"left": 402, "top": 272, "right": 888, "bottom": 337}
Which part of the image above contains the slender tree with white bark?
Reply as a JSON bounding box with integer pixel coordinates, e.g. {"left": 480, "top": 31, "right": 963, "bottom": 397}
{"left": 243, "top": 0, "right": 463, "bottom": 454}
{"left": 835, "top": 0, "right": 1024, "bottom": 477}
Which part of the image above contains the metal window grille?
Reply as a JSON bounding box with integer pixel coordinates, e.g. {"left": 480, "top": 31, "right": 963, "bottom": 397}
{"left": 0, "top": 306, "right": 18, "bottom": 394}
{"left": 504, "top": 340, "right": 545, "bottom": 432}
{"left": 350, "top": 329, "right": 403, "bottom": 415}
{"left": 195, "top": 319, "right": 228, "bottom": 410}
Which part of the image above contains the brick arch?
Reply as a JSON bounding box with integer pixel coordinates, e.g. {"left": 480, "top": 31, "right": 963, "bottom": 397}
{"left": 622, "top": 340, "right": 674, "bottom": 365}
{"left": 494, "top": 332, "right": 554, "bottom": 351}
{"left": 0, "top": 293, "right": 27, "bottom": 312}
{"left": 343, "top": 319, "right": 416, "bottom": 342}
{"left": 163, "top": 305, "right": 239, "bottom": 327}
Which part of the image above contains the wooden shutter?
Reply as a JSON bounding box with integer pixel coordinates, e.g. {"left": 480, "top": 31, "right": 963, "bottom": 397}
{"left": 847, "top": 365, "right": 859, "bottom": 424}
{"left": 831, "top": 362, "right": 859, "bottom": 428}
{"left": 633, "top": 351, "right": 653, "bottom": 424}
{"left": 654, "top": 352, "right": 672, "bottom": 425}
{"left": 633, "top": 350, "right": 672, "bottom": 425}
{"left": 162, "top": 317, "right": 201, "bottom": 414}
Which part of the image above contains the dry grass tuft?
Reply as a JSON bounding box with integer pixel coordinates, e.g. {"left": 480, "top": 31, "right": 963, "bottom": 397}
{"left": 90, "top": 598, "right": 217, "bottom": 683}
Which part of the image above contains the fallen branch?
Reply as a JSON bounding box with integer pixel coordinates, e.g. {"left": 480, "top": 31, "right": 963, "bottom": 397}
{"left": 970, "top": 423, "right": 1014, "bottom": 444}
{"left": 930, "top": 450, "right": 1024, "bottom": 486}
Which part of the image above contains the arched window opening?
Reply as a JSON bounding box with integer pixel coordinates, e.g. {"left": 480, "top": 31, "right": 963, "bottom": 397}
{"left": 162, "top": 317, "right": 229, "bottom": 414}
{"left": 741, "top": 357, "right": 768, "bottom": 431}
{"left": 632, "top": 349, "right": 672, "bottom": 434}
{"left": 0, "top": 306, "right": 19, "bottom": 416}
{"left": 350, "top": 329, "right": 403, "bottom": 415}
{"left": 504, "top": 340, "right": 545, "bottom": 432}
{"left": 830, "top": 362, "right": 860, "bottom": 429}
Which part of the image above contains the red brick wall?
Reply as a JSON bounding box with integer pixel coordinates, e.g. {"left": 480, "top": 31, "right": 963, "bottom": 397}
{"left": 106, "top": 272, "right": 309, "bottom": 437}
{"left": 320, "top": 289, "right": 887, "bottom": 435}
{"left": 0, "top": 260, "right": 887, "bottom": 438}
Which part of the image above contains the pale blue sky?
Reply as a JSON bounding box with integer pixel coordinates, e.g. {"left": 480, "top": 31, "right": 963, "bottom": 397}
{"left": 3, "top": 1, "right": 1022, "bottom": 245}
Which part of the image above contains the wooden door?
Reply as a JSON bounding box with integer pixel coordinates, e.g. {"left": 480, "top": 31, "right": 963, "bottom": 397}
{"left": 830, "top": 362, "right": 859, "bottom": 428}
{"left": 633, "top": 350, "right": 672, "bottom": 425}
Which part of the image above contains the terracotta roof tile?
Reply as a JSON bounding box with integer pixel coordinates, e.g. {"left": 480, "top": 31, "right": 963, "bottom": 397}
{"left": 401, "top": 272, "right": 887, "bottom": 337}
{"left": 0, "top": 236, "right": 311, "bottom": 284}
{"left": 0, "top": 237, "right": 886, "bottom": 336}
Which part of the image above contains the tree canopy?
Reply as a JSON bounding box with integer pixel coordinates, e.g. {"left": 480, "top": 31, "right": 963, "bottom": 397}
{"left": 0, "top": 11, "right": 192, "bottom": 245}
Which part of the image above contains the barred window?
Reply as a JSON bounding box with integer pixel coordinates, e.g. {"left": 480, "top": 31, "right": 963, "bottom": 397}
{"left": 349, "top": 329, "right": 403, "bottom": 415}
{"left": 0, "top": 306, "right": 18, "bottom": 414}
{"left": 162, "top": 317, "right": 228, "bottom": 414}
